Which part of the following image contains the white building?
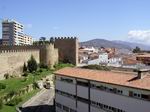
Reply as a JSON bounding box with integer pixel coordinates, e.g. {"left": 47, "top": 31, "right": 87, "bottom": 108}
{"left": 2, "top": 19, "right": 33, "bottom": 45}
{"left": 55, "top": 67, "right": 150, "bottom": 112}
{"left": 108, "top": 57, "right": 122, "bottom": 67}
{"left": 87, "top": 52, "right": 108, "bottom": 65}
{"left": 81, "top": 47, "right": 99, "bottom": 54}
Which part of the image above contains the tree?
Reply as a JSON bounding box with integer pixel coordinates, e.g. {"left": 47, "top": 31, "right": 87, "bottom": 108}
{"left": 50, "top": 37, "right": 55, "bottom": 44}
{"left": 23, "top": 62, "right": 27, "bottom": 72}
{"left": 133, "top": 46, "right": 141, "bottom": 53}
{"left": 27, "top": 55, "right": 38, "bottom": 73}
{"left": 39, "top": 37, "right": 46, "bottom": 44}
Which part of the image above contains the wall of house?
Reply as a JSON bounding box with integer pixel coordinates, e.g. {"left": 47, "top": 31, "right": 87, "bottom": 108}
{"left": 90, "top": 88, "right": 150, "bottom": 112}
{"left": 55, "top": 75, "right": 150, "bottom": 112}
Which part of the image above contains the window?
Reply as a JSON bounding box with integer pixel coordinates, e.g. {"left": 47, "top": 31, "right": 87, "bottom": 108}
{"left": 56, "top": 102, "right": 62, "bottom": 109}
{"left": 91, "top": 100, "right": 125, "bottom": 112}
{"left": 63, "top": 106, "right": 69, "bottom": 112}
{"left": 77, "top": 96, "right": 89, "bottom": 104}
{"left": 70, "top": 109, "right": 76, "bottom": 112}
{"left": 61, "top": 77, "right": 73, "bottom": 83}
{"left": 141, "top": 94, "right": 150, "bottom": 100}
{"left": 56, "top": 89, "right": 76, "bottom": 99}
{"left": 77, "top": 80, "right": 89, "bottom": 87}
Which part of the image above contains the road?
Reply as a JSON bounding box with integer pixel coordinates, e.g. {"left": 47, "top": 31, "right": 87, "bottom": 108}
{"left": 20, "top": 88, "right": 55, "bottom": 112}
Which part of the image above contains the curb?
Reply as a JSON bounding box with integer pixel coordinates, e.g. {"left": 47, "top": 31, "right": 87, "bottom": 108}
{"left": 22, "top": 89, "right": 46, "bottom": 107}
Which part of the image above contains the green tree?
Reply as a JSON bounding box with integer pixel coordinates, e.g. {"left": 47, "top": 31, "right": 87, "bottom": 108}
{"left": 133, "top": 46, "right": 141, "bottom": 53}
{"left": 23, "top": 62, "right": 28, "bottom": 72}
{"left": 27, "top": 55, "right": 38, "bottom": 73}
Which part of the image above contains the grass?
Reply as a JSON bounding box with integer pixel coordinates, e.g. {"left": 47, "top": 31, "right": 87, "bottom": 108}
{"left": 0, "top": 68, "right": 52, "bottom": 97}
{"left": 54, "top": 63, "right": 74, "bottom": 70}
{"left": 0, "top": 63, "right": 73, "bottom": 111}
{"left": 0, "top": 89, "right": 40, "bottom": 112}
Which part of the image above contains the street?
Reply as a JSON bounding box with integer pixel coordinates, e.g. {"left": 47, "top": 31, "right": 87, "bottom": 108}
{"left": 20, "top": 88, "right": 55, "bottom": 112}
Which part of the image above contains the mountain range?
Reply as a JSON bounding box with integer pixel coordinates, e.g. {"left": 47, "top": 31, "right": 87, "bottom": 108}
{"left": 80, "top": 39, "right": 150, "bottom": 50}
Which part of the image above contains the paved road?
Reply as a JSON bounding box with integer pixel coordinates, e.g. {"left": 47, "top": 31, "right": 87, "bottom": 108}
{"left": 21, "top": 89, "right": 55, "bottom": 112}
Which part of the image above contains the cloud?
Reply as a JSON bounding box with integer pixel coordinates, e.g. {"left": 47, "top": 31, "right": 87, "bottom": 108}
{"left": 128, "top": 30, "right": 150, "bottom": 44}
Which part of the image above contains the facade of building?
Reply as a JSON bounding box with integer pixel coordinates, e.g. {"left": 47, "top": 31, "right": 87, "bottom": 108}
{"left": 0, "top": 39, "right": 2, "bottom": 45}
{"left": 108, "top": 57, "right": 122, "bottom": 67}
{"left": 87, "top": 52, "right": 108, "bottom": 65}
{"left": 136, "top": 54, "right": 150, "bottom": 65}
{"left": 2, "top": 19, "right": 33, "bottom": 45}
{"left": 54, "top": 67, "right": 150, "bottom": 112}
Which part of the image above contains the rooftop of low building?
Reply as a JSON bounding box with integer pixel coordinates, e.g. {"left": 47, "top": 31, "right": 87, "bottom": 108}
{"left": 54, "top": 67, "right": 150, "bottom": 91}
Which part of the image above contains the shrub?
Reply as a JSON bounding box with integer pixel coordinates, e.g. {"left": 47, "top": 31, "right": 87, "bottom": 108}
{"left": 23, "top": 62, "right": 28, "bottom": 72}
{"left": 82, "top": 65, "right": 110, "bottom": 71}
{"left": 4, "top": 73, "right": 10, "bottom": 79}
{"left": 6, "top": 97, "right": 22, "bottom": 106}
{"left": 0, "top": 83, "right": 6, "bottom": 90}
{"left": 7, "top": 90, "right": 18, "bottom": 99}
{"left": 54, "top": 62, "right": 74, "bottom": 70}
{"left": 22, "top": 72, "right": 28, "bottom": 77}
{"left": 38, "top": 68, "right": 43, "bottom": 73}
{"left": 0, "top": 99, "right": 3, "bottom": 110}
{"left": 35, "top": 72, "right": 40, "bottom": 75}
{"left": 27, "top": 55, "right": 38, "bottom": 73}
{"left": 21, "top": 78, "right": 28, "bottom": 82}
{"left": 39, "top": 63, "right": 48, "bottom": 69}
{"left": 33, "top": 82, "right": 38, "bottom": 89}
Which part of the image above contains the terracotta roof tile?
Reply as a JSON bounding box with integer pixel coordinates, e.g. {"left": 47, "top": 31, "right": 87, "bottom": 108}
{"left": 54, "top": 67, "right": 150, "bottom": 91}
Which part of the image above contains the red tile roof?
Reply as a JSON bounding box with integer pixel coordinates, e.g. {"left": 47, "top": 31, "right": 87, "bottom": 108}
{"left": 54, "top": 67, "right": 150, "bottom": 91}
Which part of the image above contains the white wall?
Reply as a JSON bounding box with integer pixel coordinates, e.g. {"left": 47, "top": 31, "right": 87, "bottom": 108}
{"left": 90, "top": 106, "right": 106, "bottom": 112}
{"left": 55, "top": 107, "right": 62, "bottom": 112}
{"left": 88, "top": 53, "right": 108, "bottom": 65}
{"left": 77, "top": 101, "right": 89, "bottom": 112}
{"left": 90, "top": 88, "right": 150, "bottom": 112}
{"left": 77, "top": 85, "right": 89, "bottom": 99}
{"left": 55, "top": 80, "right": 76, "bottom": 95}
{"left": 55, "top": 93, "right": 76, "bottom": 110}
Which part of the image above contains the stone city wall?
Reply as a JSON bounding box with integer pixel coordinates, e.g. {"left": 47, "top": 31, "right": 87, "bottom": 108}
{"left": 0, "top": 49, "right": 40, "bottom": 79}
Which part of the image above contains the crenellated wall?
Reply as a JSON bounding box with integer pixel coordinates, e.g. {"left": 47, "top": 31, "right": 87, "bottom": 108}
{"left": 0, "top": 37, "right": 78, "bottom": 79}
{"left": 0, "top": 49, "right": 40, "bottom": 79}
{"left": 0, "top": 44, "right": 58, "bottom": 79}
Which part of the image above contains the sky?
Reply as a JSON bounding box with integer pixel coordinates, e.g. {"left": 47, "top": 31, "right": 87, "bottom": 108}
{"left": 0, "top": 0, "right": 150, "bottom": 44}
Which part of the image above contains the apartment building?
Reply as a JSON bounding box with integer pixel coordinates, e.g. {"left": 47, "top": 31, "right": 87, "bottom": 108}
{"left": 54, "top": 67, "right": 150, "bottom": 112}
{"left": 2, "top": 19, "right": 32, "bottom": 45}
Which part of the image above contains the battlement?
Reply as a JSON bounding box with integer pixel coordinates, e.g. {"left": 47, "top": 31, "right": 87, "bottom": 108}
{"left": 0, "top": 49, "right": 39, "bottom": 54}
{"left": 0, "top": 43, "right": 55, "bottom": 52}
{"left": 52, "top": 37, "right": 78, "bottom": 40}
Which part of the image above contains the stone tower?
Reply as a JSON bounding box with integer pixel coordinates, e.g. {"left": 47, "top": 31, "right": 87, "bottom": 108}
{"left": 39, "top": 43, "right": 58, "bottom": 69}
{"left": 53, "top": 37, "right": 78, "bottom": 65}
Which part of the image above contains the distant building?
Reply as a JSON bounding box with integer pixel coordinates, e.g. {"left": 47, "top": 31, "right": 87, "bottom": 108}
{"left": 2, "top": 19, "right": 33, "bottom": 45}
{"left": 23, "top": 34, "right": 33, "bottom": 45}
{"left": 87, "top": 52, "right": 108, "bottom": 65}
{"left": 108, "top": 56, "right": 122, "bottom": 67}
{"left": 0, "top": 39, "right": 2, "bottom": 45}
{"left": 55, "top": 67, "right": 150, "bottom": 112}
{"left": 136, "top": 54, "right": 150, "bottom": 65}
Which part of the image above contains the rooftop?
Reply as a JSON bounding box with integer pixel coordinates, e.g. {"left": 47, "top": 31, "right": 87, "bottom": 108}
{"left": 137, "top": 54, "right": 150, "bottom": 58}
{"left": 54, "top": 67, "right": 150, "bottom": 91}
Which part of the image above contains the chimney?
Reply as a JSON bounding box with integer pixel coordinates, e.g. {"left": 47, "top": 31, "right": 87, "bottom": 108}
{"left": 137, "top": 68, "right": 150, "bottom": 79}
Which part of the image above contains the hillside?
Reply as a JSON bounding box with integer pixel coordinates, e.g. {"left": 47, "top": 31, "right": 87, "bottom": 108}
{"left": 80, "top": 39, "right": 131, "bottom": 50}
{"left": 80, "top": 39, "right": 150, "bottom": 50}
